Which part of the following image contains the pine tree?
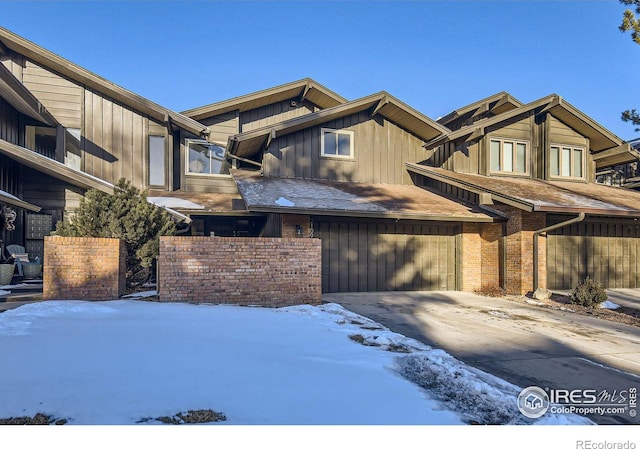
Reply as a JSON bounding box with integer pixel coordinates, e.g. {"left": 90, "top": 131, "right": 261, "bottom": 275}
{"left": 56, "top": 178, "right": 177, "bottom": 285}
{"left": 620, "top": 0, "right": 640, "bottom": 131}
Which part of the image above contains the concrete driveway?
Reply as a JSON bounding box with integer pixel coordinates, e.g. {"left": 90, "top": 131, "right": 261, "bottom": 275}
{"left": 325, "top": 291, "right": 640, "bottom": 424}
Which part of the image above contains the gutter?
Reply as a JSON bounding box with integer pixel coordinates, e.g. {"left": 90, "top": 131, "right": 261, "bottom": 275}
{"left": 532, "top": 213, "right": 585, "bottom": 292}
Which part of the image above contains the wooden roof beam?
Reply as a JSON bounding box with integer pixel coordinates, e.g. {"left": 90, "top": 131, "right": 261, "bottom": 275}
{"left": 470, "top": 101, "right": 489, "bottom": 119}
{"left": 371, "top": 95, "right": 389, "bottom": 118}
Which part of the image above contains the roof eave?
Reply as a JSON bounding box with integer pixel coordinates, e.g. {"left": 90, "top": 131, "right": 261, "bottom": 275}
{"left": 0, "top": 137, "right": 114, "bottom": 193}
{"left": 0, "top": 63, "right": 59, "bottom": 127}
{"left": 244, "top": 205, "right": 497, "bottom": 222}
{"left": 230, "top": 92, "right": 448, "bottom": 158}
{"left": 0, "top": 192, "right": 41, "bottom": 212}
{"left": 0, "top": 26, "right": 207, "bottom": 137}
{"left": 182, "top": 78, "right": 347, "bottom": 120}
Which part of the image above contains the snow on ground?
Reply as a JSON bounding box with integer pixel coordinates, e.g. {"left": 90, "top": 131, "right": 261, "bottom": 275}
{"left": 0, "top": 300, "right": 591, "bottom": 425}
{"left": 0, "top": 283, "right": 28, "bottom": 290}
{"left": 0, "top": 290, "right": 10, "bottom": 296}
{"left": 599, "top": 300, "right": 621, "bottom": 310}
{"left": 121, "top": 290, "right": 158, "bottom": 299}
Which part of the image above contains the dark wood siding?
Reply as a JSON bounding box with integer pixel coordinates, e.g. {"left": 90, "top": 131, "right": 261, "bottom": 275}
{"left": 264, "top": 112, "right": 426, "bottom": 185}
{"left": 314, "top": 218, "right": 458, "bottom": 292}
{"left": 546, "top": 218, "right": 640, "bottom": 289}
{"left": 0, "top": 97, "right": 25, "bottom": 246}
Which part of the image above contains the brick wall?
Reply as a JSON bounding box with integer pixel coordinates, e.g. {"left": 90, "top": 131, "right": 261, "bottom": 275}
{"left": 158, "top": 236, "right": 322, "bottom": 306}
{"left": 44, "top": 236, "right": 126, "bottom": 300}
{"left": 492, "top": 206, "right": 546, "bottom": 295}
{"left": 460, "top": 223, "right": 482, "bottom": 292}
{"left": 480, "top": 223, "right": 502, "bottom": 290}
{"left": 281, "top": 215, "right": 311, "bottom": 238}
{"left": 460, "top": 222, "right": 502, "bottom": 292}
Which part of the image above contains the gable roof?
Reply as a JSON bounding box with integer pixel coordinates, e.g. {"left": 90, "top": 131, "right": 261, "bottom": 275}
{"left": 0, "top": 62, "right": 58, "bottom": 127}
{"left": 437, "top": 91, "right": 523, "bottom": 127}
{"left": 426, "top": 94, "right": 625, "bottom": 153}
{"left": 182, "top": 78, "right": 347, "bottom": 121}
{"left": 407, "top": 163, "right": 640, "bottom": 217}
{"left": 0, "top": 26, "right": 208, "bottom": 138}
{"left": 227, "top": 92, "right": 450, "bottom": 158}
{"left": 231, "top": 169, "right": 498, "bottom": 222}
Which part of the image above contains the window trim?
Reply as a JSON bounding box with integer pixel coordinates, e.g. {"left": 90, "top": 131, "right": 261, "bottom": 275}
{"left": 320, "top": 128, "right": 354, "bottom": 160}
{"left": 184, "top": 138, "right": 231, "bottom": 177}
{"left": 548, "top": 143, "right": 586, "bottom": 180}
{"left": 488, "top": 137, "right": 530, "bottom": 176}
{"left": 148, "top": 135, "right": 167, "bottom": 188}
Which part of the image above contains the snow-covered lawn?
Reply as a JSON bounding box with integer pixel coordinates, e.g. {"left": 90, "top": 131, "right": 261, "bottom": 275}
{"left": 0, "top": 299, "right": 591, "bottom": 425}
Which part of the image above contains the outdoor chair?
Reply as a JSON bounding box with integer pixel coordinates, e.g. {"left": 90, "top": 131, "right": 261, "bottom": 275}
{"left": 6, "top": 244, "right": 29, "bottom": 277}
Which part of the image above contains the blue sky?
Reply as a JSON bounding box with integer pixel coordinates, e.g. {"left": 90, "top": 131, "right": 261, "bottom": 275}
{"left": 1, "top": 0, "right": 638, "bottom": 139}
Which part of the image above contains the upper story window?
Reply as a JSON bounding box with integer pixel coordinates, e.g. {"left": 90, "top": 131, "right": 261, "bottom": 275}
{"left": 186, "top": 139, "right": 230, "bottom": 176}
{"left": 489, "top": 138, "right": 528, "bottom": 175}
{"left": 321, "top": 128, "right": 354, "bottom": 159}
{"left": 550, "top": 145, "right": 584, "bottom": 179}
{"left": 148, "top": 135, "right": 166, "bottom": 187}
{"left": 64, "top": 128, "right": 82, "bottom": 171}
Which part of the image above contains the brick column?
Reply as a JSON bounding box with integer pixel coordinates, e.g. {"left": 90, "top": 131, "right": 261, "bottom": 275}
{"left": 480, "top": 222, "right": 502, "bottom": 290}
{"left": 460, "top": 222, "right": 503, "bottom": 292}
{"left": 493, "top": 206, "right": 546, "bottom": 295}
{"left": 44, "top": 236, "right": 126, "bottom": 300}
{"left": 460, "top": 222, "right": 482, "bottom": 292}
{"left": 281, "top": 214, "right": 311, "bottom": 238}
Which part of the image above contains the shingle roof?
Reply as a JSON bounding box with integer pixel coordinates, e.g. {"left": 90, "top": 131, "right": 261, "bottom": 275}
{"left": 231, "top": 169, "right": 499, "bottom": 222}
{"left": 407, "top": 163, "right": 640, "bottom": 216}
{"left": 146, "top": 190, "right": 246, "bottom": 215}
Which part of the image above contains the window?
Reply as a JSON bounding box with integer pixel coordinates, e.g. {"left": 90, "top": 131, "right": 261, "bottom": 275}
{"left": 148, "top": 135, "right": 166, "bottom": 186}
{"left": 489, "top": 138, "right": 528, "bottom": 174}
{"left": 321, "top": 128, "right": 354, "bottom": 159}
{"left": 186, "top": 139, "right": 229, "bottom": 175}
{"left": 65, "top": 128, "right": 82, "bottom": 170}
{"left": 549, "top": 145, "right": 585, "bottom": 179}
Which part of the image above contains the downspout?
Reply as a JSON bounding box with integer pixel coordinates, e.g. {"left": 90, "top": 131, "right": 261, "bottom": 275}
{"left": 532, "top": 212, "right": 585, "bottom": 292}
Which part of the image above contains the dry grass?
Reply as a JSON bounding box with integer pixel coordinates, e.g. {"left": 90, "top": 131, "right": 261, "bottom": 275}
{"left": 138, "top": 409, "right": 227, "bottom": 425}
{"left": 0, "top": 413, "right": 66, "bottom": 425}
{"left": 474, "top": 285, "right": 507, "bottom": 298}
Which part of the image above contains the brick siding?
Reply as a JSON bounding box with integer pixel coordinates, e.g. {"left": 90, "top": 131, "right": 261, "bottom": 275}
{"left": 43, "top": 236, "right": 126, "bottom": 300}
{"left": 460, "top": 222, "right": 502, "bottom": 292}
{"left": 281, "top": 215, "right": 311, "bottom": 238}
{"left": 158, "top": 236, "right": 321, "bottom": 306}
{"left": 492, "top": 206, "right": 546, "bottom": 295}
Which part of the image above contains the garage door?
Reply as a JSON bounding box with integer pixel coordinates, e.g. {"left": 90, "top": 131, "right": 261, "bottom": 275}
{"left": 314, "top": 219, "right": 459, "bottom": 293}
{"left": 547, "top": 219, "right": 640, "bottom": 289}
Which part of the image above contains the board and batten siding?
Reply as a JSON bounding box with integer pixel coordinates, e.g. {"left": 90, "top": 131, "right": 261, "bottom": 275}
{"left": 314, "top": 218, "right": 458, "bottom": 293}
{"left": 3, "top": 57, "right": 172, "bottom": 190}
{"left": 425, "top": 140, "right": 481, "bottom": 175}
{"left": 240, "top": 100, "right": 314, "bottom": 133}
{"left": 200, "top": 111, "right": 239, "bottom": 144}
{"left": 82, "top": 89, "right": 170, "bottom": 189}
{"left": 263, "top": 111, "right": 427, "bottom": 185}
{"left": 546, "top": 219, "right": 640, "bottom": 289}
